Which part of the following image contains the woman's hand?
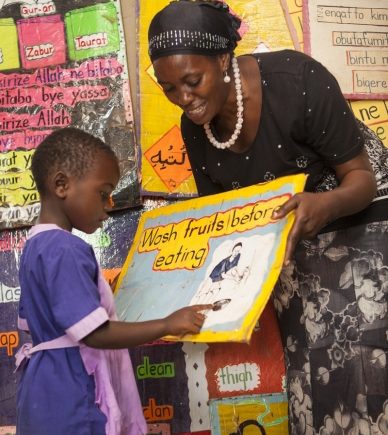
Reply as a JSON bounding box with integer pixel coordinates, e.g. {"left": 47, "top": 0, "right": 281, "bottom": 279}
{"left": 273, "top": 149, "right": 376, "bottom": 265}
{"left": 272, "top": 191, "right": 332, "bottom": 264}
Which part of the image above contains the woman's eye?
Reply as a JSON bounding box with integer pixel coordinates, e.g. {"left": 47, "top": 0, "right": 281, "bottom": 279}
{"left": 187, "top": 78, "right": 200, "bottom": 87}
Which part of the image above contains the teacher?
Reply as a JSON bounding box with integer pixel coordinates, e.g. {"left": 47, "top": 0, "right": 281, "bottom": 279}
{"left": 148, "top": 1, "right": 388, "bottom": 433}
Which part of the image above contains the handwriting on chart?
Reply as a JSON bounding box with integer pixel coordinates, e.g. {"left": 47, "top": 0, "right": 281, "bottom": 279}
{"left": 0, "top": 232, "right": 26, "bottom": 252}
{"left": 0, "top": 149, "right": 38, "bottom": 207}
{"left": 0, "top": 130, "right": 53, "bottom": 152}
{"left": 150, "top": 144, "right": 187, "bottom": 169}
{"left": 0, "top": 58, "right": 124, "bottom": 90}
{"left": 136, "top": 356, "right": 175, "bottom": 379}
{"left": 0, "top": 330, "right": 19, "bottom": 356}
{"left": 317, "top": 6, "right": 388, "bottom": 26}
{"left": 0, "top": 203, "right": 40, "bottom": 224}
{"left": 0, "top": 282, "right": 20, "bottom": 303}
{"left": 0, "top": 108, "right": 71, "bottom": 131}
{"left": 216, "top": 362, "right": 259, "bottom": 392}
{"left": 143, "top": 398, "right": 173, "bottom": 422}
{"left": 350, "top": 99, "right": 388, "bottom": 146}
{"left": 316, "top": 5, "right": 388, "bottom": 94}
{"left": 139, "top": 194, "right": 290, "bottom": 271}
{"left": 0, "top": 150, "right": 34, "bottom": 171}
{"left": 0, "top": 85, "right": 110, "bottom": 108}
{"left": 0, "top": 177, "right": 38, "bottom": 207}
{"left": 20, "top": 1, "right": 56, "bottom": 18}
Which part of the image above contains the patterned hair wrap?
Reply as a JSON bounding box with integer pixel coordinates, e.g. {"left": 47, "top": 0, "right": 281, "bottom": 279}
{"left": 148, "top": 0, "right": 242, "bottom": 61}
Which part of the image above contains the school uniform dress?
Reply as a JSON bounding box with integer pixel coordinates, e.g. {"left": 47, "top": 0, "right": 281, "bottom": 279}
{"left": 17, "top": 224, "right": 146, "bottom": 435}
{"left": 181, "top": 50, "right": 388, "bottom": 433}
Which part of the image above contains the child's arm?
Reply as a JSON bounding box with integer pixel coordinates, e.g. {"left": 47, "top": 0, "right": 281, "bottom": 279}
{"left": 82, "top": 304, "right": 212, "bottom": 349}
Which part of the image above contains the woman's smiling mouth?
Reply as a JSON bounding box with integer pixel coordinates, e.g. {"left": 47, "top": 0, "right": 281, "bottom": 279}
{"left": 185, "top": 103, "right": 206, "bottom": 122}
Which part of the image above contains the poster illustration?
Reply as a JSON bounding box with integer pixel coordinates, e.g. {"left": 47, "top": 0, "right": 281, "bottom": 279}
{"left": 303, "top": 0, "right": 388, "bottom": 99}
{"left": 0, "top": 0, "right": 140, "bottom": 230}
{"left": 115, "top": 174, "right": 306, "bottom": 343}
{"left": 209, "top": 393, "right": 288, "bottom": 435}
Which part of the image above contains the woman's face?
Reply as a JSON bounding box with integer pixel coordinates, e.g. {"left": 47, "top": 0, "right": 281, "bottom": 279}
{"left": 153, "top": 53, "right": 229, "bottom": 125}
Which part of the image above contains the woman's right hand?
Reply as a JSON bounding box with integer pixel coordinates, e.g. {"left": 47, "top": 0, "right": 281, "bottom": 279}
{"left": 164, "top": 304, "right": 213, "bottom": 336}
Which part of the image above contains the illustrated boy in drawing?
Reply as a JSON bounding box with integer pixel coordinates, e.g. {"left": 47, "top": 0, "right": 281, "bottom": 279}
{"left": 191, "top": 242, "right": 249, "bottom": 305}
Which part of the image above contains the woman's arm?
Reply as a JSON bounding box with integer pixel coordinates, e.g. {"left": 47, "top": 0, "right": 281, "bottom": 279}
{"left": 273, "top": 148, "right": 376, "bottom": 264}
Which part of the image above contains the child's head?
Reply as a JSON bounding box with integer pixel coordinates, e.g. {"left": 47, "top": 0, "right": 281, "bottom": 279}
{"left": 32, "top": 127, "right": 117, "bottom": 194}
{"left": 32, "top": 127, "right": 120, "bottom": 233}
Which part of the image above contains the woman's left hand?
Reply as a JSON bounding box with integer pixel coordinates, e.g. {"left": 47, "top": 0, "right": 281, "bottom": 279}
{"left": 272, "top": 149, "right": 377, "bottom": 266}
{"left": 272, "top": 191, "right": 332, "bottom": 265}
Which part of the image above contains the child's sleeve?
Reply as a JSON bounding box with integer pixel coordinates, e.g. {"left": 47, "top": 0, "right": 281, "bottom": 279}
{"left": 303, "top": 57, "right": 364, "bottom": 165}
{"left": 18, "top": 306, "right": 29, "bottom": 331}
{"left": 44, "top": 238, "right": 109, "bottom": 342}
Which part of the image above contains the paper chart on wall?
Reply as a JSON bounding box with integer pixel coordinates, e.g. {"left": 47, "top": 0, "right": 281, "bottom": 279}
{"left": 115, "top": 174, "right": 306, "bottom": 343}
{"left": 303, "top": 0, "right": 388, "bottom": 99}
{"left": 0, "top": 0, "right": 140, "bottom": 230}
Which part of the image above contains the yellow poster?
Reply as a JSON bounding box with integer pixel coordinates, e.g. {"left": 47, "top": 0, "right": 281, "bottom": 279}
{"left": 115, "top": 174, "right": 306, "bottom": 343}
{"left": 350, "top": 100, "right": 388, "bottom": 147}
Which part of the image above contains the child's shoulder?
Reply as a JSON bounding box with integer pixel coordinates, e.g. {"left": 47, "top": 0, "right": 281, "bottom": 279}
{"left": 26, "top": 228, "right": 94, "bottom": 258}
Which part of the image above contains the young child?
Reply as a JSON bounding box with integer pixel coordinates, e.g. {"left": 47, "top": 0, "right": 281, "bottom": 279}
{"left": 16, "top": 128, "right": 211, "bottom": 435}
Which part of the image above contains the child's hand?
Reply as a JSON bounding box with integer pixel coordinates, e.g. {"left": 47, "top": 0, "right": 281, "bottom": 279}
{"left": 164, "top": 304, "right": 213, "bottom": 336}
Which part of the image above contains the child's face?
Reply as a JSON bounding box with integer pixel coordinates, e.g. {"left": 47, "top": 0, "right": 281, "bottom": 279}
{"left": 64, "top": 151, "right": 120, "bottom": 234}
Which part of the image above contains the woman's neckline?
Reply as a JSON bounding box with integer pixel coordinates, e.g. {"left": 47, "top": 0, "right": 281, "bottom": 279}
{"left": 212, "top": 53, "right": 263, "bottom": 155}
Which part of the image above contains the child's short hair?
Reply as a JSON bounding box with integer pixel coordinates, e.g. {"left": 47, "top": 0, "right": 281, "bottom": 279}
{"left": 31, "top": 127, "right": 118, "bottom": 194}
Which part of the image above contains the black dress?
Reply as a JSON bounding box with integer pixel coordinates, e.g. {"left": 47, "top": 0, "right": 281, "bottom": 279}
{"left": 181, "top": 49, "right": 388, "bottom": 434}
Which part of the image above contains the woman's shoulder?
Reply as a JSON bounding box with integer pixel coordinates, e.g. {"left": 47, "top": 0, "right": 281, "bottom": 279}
{"left": 249, "top": 49, "right": 322, "bottom": 75}
{"left": 250, "top": 49, "right": 314, "bottom": 62}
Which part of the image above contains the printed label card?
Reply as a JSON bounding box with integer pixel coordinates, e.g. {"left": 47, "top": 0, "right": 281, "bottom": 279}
{"left": 17, "top": 15, "right": 66, "bottom": 69}
{"left": 65, "top": 2, "right": 120, "bottom": 62}
{"left": 115, "top": 174, "right": 306, "bottom": 343}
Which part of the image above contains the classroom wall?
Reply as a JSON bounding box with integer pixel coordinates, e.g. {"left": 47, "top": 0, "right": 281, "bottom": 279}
{"left": 0, "top": 2, "right": 287, "bottom": 434}
{"left": 1, "top": 0, "right": 387, "bottom": 434}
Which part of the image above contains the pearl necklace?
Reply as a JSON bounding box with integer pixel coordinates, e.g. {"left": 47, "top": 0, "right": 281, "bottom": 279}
{"left": 204, "top": 57, "right": 244, "bottom": 150}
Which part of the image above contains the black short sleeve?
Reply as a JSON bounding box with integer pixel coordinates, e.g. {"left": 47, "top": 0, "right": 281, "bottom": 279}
{"left": 303, "top": 58, "right": 364, "bottom": 165}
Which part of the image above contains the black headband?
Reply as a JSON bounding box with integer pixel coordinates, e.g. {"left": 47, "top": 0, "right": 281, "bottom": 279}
{"left": 148, "top": 1, "right": 242, "bottom": 61}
